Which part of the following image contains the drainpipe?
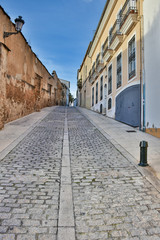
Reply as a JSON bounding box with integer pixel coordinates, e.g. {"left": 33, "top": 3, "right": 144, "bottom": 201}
{"left": 139, "top": 0, "right": 145, "bottom": 132}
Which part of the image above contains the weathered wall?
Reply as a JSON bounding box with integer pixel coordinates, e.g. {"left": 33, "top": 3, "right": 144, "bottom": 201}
{"left": 0, "top": 6, "right": 65, "bottom": 129}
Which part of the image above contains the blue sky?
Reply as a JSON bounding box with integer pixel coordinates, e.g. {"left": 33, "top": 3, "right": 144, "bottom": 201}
{"left": 1, "top": 0, "right": 106, "bottom": 97}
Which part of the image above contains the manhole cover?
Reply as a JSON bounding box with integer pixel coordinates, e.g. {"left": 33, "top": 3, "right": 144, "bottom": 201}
{"left": 126, "top": 130, "right": 136, "bottom": 133}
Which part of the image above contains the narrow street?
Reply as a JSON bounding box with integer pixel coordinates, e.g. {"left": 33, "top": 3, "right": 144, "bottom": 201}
{"left": 0, "top": 107, "right": 160, "bottom": 240}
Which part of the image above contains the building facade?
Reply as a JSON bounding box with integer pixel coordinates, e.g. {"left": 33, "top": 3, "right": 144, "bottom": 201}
{"left": 143, "top": 0, "right": 160, "bottom": 137}
{"left": 59, "top": 79, "right": 70, "bottom": 106}
{"left": 0, "top": 6, "right": 66, "bottom": 129}
{"left": 78, "top": 0, "right": 143, "bottom": 127}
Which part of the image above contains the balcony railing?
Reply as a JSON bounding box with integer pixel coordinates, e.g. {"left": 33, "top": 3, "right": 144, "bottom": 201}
{"left": 120, "top": 0, "right": 137, "bottom": 28}
{"left": 109, "top": 20, "right": 121, "bottom": 45}
{"left": 96, "top": 53, "right": 100, "bottom": 66}
{"left": 96, "top": 52, "right": 104, "bottom": 72}
{"left": 92, "top": 62, "right": 96, "bottom": 75}
{"left": 102, "top": 37, "right": 109, "bottom": 58}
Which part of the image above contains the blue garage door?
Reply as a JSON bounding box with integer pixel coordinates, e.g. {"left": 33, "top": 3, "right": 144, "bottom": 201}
{"left": 115, "top": 84, "right": 140, "bottom": 127}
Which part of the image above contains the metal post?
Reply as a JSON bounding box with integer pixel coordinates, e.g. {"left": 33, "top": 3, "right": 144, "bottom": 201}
{"left": 138, "top": 141, "right": 148, "bottom": 166}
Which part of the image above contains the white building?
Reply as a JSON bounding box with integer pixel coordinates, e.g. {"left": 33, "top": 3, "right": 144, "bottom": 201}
{"left": 60, "top": 79, "right": 70, "bottom": 106}
{"left": 143, "top": 0, "right": 160, "bottom": 137}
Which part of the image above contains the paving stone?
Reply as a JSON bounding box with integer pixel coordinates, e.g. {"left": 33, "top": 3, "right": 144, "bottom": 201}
{"left": 0, "top": 235, "right": 15, "bottom": 240}
{"left": 0, "top": 107, "right": 65, "bottom": 238}
{"left": 67, "top": 107, "right": 160, "bottom": 240}
{"left": 17, "top": 235, "right": 36, "bottom": 240}
{"left": 0, "top": 107, "right": 160, "bottom": 239}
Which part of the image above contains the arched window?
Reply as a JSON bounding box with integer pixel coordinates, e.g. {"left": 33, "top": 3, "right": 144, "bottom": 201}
{"left": 100, "top": 104, "right": 103, "bottom": 113}
{"left": 108, "top": 98, "right": 112, "bottom": 110}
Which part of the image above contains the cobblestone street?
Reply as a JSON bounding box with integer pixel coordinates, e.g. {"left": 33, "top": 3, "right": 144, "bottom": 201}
{"left": 0, "top": 106, "right": 160, "bottom": 239}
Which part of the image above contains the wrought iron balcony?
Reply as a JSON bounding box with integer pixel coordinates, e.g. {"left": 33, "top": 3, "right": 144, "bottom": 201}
{"left": 77, "top": 78, "right": 82, "bottom": 90}
{"left": 102, "top": 37, "right": 109, "bottom": 58}
{"left": 96, "top": 53, "right": 104, "bottom": 73}
{"left": 92, "top": 62, "right": 98, "bottom": 79}
{"left": 89, "top": 69, "right": 94, "bottom": 84}
{"left": 120, "top": 0, "right": 138, "bottom": 35}
{"left": 109, "top": 19, "right": 123, "bottom": 50}
{"left": 102, "top": 37, "right": 113, "bottom": 62}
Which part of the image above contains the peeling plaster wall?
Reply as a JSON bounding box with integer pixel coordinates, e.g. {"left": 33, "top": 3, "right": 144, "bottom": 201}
{"left": 0, "top": 7, "right": 64, "bottom": 129}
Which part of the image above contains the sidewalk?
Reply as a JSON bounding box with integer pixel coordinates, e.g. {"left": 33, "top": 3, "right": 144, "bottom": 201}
{"left": 0, "top": 106, "right": 55, "bottom": 160}
{"left": 77, "top": 107, "right": 160, "bottom": 187}
{"left": 0, "top": 106, "right": 160, "bottom": 188}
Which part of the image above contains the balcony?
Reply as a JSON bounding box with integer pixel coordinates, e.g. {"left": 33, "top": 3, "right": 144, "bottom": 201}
{"left": 88, "top": 70, "right": 94, "bottom": 84}
{"left": 120, "top": 0, "right": 138, "bottom": 35}
{"left": 102, "top": 37, "right": 113, "bottom": 62}
{"left": 77, "top": 78, "right": 82, "bottom": 90}
{"left": 92, "top": 62, "right": 98, "bottom": 79}
{"left": 96, "top": 53, "right": 104, "bottom": 73}
{"left": 109, "top": 20, "right": 123, "bottom": 51}
{"left": 89, "top": 70, "right": 93, "bottom": 83}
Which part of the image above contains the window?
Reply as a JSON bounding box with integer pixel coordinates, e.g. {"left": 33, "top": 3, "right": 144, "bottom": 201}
{"left": 108, "top": 98, "right": 112, "bottom": 110}
{"left": 92, "top": 87, "right": 94, "bottom": 106}
{"left": 108, "top": 64, "right": 112, "bottom": 95}
{"left": 117, "top": 53, "right": 122, "bottom": 88}
{"left": 96, "top": 82, "right": 98, "bottom": 104}
{"left": 100, "top": 76, "right": 103, "bottom": 100}
{"left": 109, "top": 27, "right": 112, "bottom": 46}
{"left": 100, "top": 104, "right": 103, "bottom": 113}
{"left": 128, "top": 35, "right": 136, "bottom": 80}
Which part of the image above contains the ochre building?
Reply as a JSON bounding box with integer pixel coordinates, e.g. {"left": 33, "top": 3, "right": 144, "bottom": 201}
{"left": 0, "top": 6, "right": 67, "bottom": 129}
{"left": 77, "top": 0, "right": 144, "bottom": 130}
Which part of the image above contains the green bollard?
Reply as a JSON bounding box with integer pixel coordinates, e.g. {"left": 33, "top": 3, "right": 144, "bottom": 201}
{"left": 138, "top": 141, "right": 149, "bottom": 167}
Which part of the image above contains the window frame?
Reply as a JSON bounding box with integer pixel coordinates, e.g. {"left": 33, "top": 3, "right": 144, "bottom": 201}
{"left": 108, "top": 98, "right": 112, "bottom": 110}
{"left": 92, "top": 87, "right": 94, "bottom": 107}
{"left": 108, "top": 64, "right": 112, "bottom": 95}
{"left": 116, "top": 52, "right": 122, "bottom": 89}
{"left": 96, "top": 82, "right": 98, "bottom": 104}
{"left": 100, "top": 76, "right": 103, "bottom": 100}
{"left": 128, "top": 35, "right": 136, "bottom": 80}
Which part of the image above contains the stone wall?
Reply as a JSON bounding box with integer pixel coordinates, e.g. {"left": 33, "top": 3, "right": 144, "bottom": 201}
{"left": 0, "top": 6, "right": 65, "bottom": 129}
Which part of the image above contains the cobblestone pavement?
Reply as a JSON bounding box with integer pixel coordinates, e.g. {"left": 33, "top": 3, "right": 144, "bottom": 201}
{"left": 0, "top": 107, "right": 65, "bottom": 240}
{"left": 68, "top": 107, "right": 160, "bottom": 240}
{"left": 1, "top": 106, "right": 160, "bottom": 240}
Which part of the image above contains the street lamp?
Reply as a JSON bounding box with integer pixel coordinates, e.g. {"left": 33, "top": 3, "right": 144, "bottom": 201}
{"left": 3, "top": 16, "right": 25, "bottom": 39}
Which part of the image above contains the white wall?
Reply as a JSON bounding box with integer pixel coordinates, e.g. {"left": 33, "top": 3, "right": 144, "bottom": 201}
{"left": 144, "top": 0, "right": 160, "bottom": 128}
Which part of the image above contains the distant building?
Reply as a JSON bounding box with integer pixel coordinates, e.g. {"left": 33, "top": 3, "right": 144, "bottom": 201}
{"left": 59, "top": 79, "right": 70, "bottom": 106}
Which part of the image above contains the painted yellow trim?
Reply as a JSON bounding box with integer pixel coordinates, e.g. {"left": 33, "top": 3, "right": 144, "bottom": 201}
{"left": 146, "top": 128, "right": 160, "bottom": 138}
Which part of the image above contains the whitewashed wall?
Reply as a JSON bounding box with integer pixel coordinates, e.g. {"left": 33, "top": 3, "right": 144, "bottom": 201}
{"left": 143, "top": 0, "right": 160, "bottom": 128}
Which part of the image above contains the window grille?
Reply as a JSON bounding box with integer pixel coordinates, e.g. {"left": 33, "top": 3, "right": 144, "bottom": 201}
{"left": 96, "top": 82, "right": 98, "bottom": 104}
{"left": 117, "top": 53, "right": 122, "bottom": 88}
{"left": 128, "top": 35, "right": 136, "bottom": 79}
{"left": 100, "top": 76, "right": 103, "bottom": 100}
{"left": 108, "top": 65, "right": 112, "bottom": 95}
{"left": 108, "top": 98, "right": 112, "bottom": 110}
{"left": 92, "top": 87, "right": 94, "bottom": 106}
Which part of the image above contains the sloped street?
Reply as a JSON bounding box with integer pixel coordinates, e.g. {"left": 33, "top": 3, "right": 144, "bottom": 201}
{"left": 0, "top": 107, "right": 160, "bottom": 240}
